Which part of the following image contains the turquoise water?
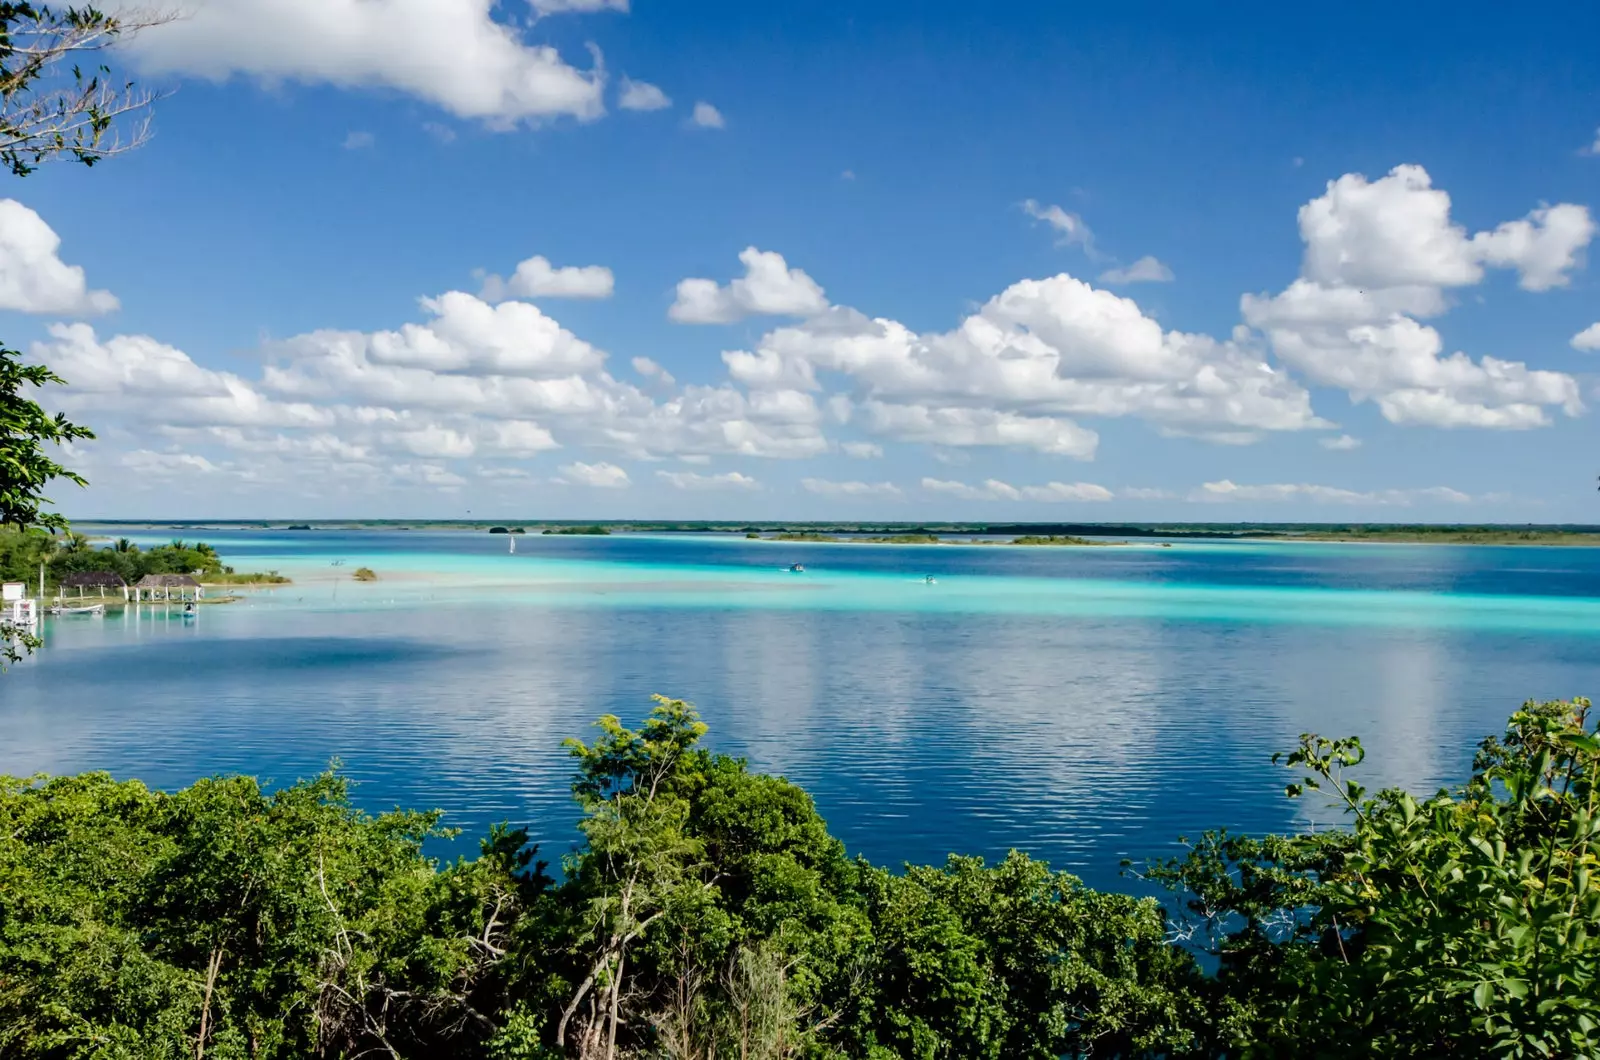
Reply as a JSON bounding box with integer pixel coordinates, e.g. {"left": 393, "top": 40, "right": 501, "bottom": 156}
{"left": 4, "top": 529, "right": 1598, "bottom": 889}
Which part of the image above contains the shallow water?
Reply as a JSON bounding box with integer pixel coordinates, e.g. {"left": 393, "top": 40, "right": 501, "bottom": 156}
{"left": 4, "top": 529, "right": 1598, "bottom": 890}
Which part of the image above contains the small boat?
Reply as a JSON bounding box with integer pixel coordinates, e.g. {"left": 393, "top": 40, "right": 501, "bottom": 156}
{"left": 48, "top": 603, "right": 105, "bottom": 616}
{"left": 924, "top": 575, "right": 937, "bottom": 585}
{"left": 788, "top": 563, "right": 806, "bottom": 573}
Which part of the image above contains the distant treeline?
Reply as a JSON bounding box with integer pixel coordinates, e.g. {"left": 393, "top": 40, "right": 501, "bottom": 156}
{"left": 3, "top": 696, "right": 1596, "bottom": 1058}
{"left": 71, "top": 520, "right": 1600, "bottom": 544}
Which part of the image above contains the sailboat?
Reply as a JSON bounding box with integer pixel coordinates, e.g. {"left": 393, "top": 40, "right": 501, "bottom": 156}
{"left": 510, "top": 535, "right": 516, "bottom": 554}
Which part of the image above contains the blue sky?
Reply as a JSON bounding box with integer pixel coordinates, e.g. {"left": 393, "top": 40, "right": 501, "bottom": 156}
{"left": 8, "top": 0, "right": 1600, "bottom": 521}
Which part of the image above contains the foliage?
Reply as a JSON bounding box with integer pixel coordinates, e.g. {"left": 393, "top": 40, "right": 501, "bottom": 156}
{"left": 0, "top": 343, "right": 92, "bottom": 533}
{"left": 543, "top": 526, "right": 611, "bottom": 536}
{"left": 0, "top": 2, "right": 168, "bottom": 176}
{"left": 1009, "top": 535, "right": 1100, "bottom": 546}
{"left": 0, "top": 769, "right": 548, "bottom": 1058}
{"left": 4, "top": 697, "right": 1597, "bottom": 1058}
{"left": 1142, "top": 697, "right": 1600, "bottom": 1058}
{"left": 1, "top": 530, "right": 291, "bottom": 596}
{"left": 352, "top": 567, "right": 378, "bottom": 582}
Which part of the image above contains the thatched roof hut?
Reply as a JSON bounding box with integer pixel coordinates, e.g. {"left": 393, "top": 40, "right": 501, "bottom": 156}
{"left": 61, "top": 571, "right": 127, "bottom": 589}
{"left": 135, "top": 574, "right": 201, "bottom": 589}
{"left": 132, "top": 573, "right": 204, "bottom": 601}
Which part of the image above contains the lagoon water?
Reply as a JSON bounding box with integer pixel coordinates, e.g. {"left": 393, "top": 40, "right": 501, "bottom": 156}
{"left": 5, "top": 529, "right": 1600, "bottom": 890}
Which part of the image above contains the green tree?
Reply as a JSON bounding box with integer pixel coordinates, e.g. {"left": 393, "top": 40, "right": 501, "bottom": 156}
{"left": 1144, "top": 697, "right": 1600, "bottom": 1058}
{"left": 0, "top": 344, "right": 89, "bottom": 533}
{"left": 0, "top": 769, "right": 547, "bottom": 1058}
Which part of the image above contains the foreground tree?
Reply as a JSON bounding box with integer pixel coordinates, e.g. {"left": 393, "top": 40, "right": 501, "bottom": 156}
{"left": 1144, "top": 697, "right": 1600, "bottom": 1058}
{"left": 4, "top": 696, "right": 1597, "bottom": 1057}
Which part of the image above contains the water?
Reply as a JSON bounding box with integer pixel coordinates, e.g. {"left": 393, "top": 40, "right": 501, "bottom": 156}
{"left": 4, "top": 529, "right": 1598, "bottom": 891}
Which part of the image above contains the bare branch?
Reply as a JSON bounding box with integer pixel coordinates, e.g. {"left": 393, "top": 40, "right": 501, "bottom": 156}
{"left": 0, "top": 4, "right": 179, "bottom": 175}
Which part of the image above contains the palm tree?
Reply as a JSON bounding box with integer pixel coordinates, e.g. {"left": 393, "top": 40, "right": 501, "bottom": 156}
{"left": 62, "top": 531, "right": 91, "bottom": 554}
{"left": 113, "top": 538, "right": 135, "bottom": 553}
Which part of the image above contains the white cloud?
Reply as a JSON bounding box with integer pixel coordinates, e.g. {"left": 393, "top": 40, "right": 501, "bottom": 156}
{"left": 618, "top": 76, "right": 670, "bottom": 111}
{"left": 1244, "top": 165, "right": 1587, "bottom": 430}
{"left": 1320, "top": 434, "right": 1362, "bottom": 450}
{"left": 922, "top": 477, "right": 1112, "bottom": 502}
{"left": 1022, "top": 199, "right": 1094, "bottom": 253}
{"left": 669, "top": 247, "right": 828, "bottom": 324}
{"left": 1098, "top": 256, "right": 1174, "bottom": 284}
{"left": 863, "top": 402, "right": 1100, "bottom": 458}
{"left": 801, "top": 478, "right": 901, "bottom": 497}
{"left": 34, "top": 323, "right": 329, "bottom": 428}
{"left": 1193, "top": 480, "right": 1471, "bottom": 505}
{"left": 120, "top": 0, "right": 607, "bottom": 126}
{"left": 1471, "top": 204, "right": 1596, "bottom": 292}
{"left": 841, "top": 441, "right": 882, "bottom": 458}
{"left": 691, "top": 101, "right": 725, "bottom": 129}
{"left": 729, "top": 272, "right": 1323, "bottom": 453}
{"left": 655, "top": 469, "right": 759, "bottom": 490}
{"left": 272, "top": 291, "right": 605, "bottom": 381}
{"left": 120, "top": 450, "right": 222, "bottom": 477}
{"left": 631, "top": 356, "right": 676, "bottom": 387}
{"left": 0, "top": 200, "right": 118, "bottom": 315}
{"left": 1572, "top": 323, "right": 1600, "bottom": 351}
{"left": 557, "top": 460, "right": 630, "bottom": 488}
{"left": 1120, "top": 487, "right": 1175, "bottom": 500}
{"left": 341, "top": 130, "right": 374, "bottom": 150}
{"left": 481, "top": 255, "right": 614, "bottom": 301}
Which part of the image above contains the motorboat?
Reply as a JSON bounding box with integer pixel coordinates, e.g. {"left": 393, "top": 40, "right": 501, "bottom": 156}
{"left": 789, "top": 563, "right": 806, "bottom": 573}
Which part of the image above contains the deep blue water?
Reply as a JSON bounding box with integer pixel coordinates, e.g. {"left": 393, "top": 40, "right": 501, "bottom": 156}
{"left": 4, "top": 529, "right": 1599, "bottom": 891}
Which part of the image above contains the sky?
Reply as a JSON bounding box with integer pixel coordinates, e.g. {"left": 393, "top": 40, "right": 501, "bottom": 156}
{"left": 6, "top": 0, "right": 1600, "bottom": 522}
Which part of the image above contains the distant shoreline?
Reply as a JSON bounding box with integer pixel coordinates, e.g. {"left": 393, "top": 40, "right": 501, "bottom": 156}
{"left": 66, "top": 520, "right": 1600, "bottom": 546}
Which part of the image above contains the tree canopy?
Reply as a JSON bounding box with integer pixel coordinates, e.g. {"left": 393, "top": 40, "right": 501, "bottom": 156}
{"left": 4, "top": 695, "right": 1594, "bottom": 1057}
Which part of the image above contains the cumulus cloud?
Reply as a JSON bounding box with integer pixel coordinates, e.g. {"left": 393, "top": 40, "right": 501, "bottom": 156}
{"left": 1193, "top": 480, "right": 1471, "bottom": 505}
{"left": 118, "top": 0, "right": 607, "bottom": 126}
{"left": 1243, "top": 165, "right": 1588, "bottom": 430}
{"left": 690, "top": 101, "right": 725, "bottom": 128}
{"left": 0, "top": 200, "right": 118, "bottom": 315}
{"left": 723, "top": 271, "right": 1324, "bottom": 454}
{"left": 840, "top": 441, "right": 882, "bottom": 458}
{"left": 480, "top": 255, "right": 614, "bottom": 301}
{"left": 1320, "top": 434, "right": 1362, "bottom": 450}
{"left": 618, "top": 76, "right": 670, "bottom": 111}
{"left": 1022, "top": 199, "right": 1095, "bottom": 253}
{"left": 1098, "top": 256, "right": 1174, "bottom": 284}
{"left": 341, "top": 130, "right": 374, "bottom": 150}
{"left": 669, "top": 247, "right": 828, "bottom": 324}
{"left": 922, "top": 477, "right": 1112, "bottom": 502}
{"left": 800, "top": 478, "right": 901, "bottom": 497}
{"left": 557, "top": 460, "right": 630, "bottom": 488}
{"left": 1570, "top": 323, "right": 1600, "bottom": 351}
{"left": 656, "top": 469, "right": 759, "bottom": 490}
